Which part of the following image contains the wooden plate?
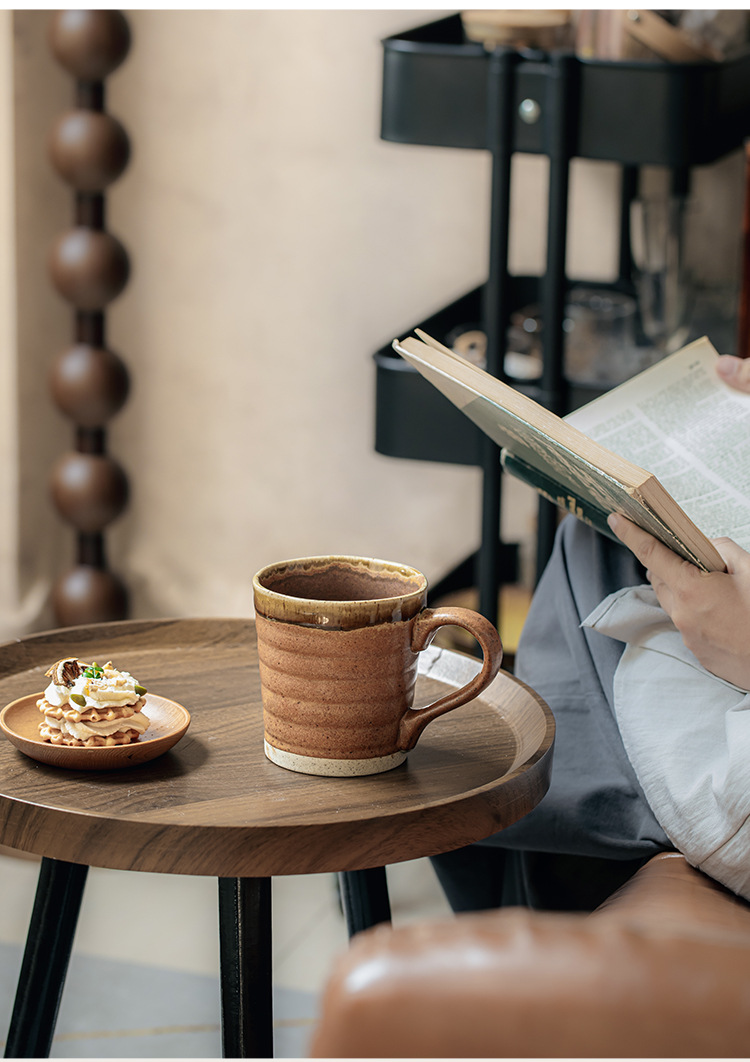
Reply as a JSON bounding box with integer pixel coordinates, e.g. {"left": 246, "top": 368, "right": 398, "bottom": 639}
{"left": 0, "top": 693, "right": 191, "bottom": 770}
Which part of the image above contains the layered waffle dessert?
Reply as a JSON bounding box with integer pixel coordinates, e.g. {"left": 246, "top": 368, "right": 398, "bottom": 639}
{"left": 36, "top": 658, "right": 150, "bottom": 747}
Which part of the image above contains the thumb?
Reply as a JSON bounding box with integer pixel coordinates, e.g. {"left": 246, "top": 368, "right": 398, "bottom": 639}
{"left": 711, "top": 536, "right": 750, "bottom": 575}
{"left": 716, "top": 355, "right": 750, "bottom": 393}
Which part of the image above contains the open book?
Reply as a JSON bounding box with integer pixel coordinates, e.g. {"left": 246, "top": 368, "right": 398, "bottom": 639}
{"left": 393, "top": 330, "right": 750, "bottom": 573}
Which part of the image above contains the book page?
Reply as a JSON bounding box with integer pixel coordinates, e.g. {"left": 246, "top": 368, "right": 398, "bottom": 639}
{"left": 566, "top": 338, "right": 750, "bottom": 551}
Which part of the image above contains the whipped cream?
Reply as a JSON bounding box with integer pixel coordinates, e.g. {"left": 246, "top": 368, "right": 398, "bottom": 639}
{"left": 43, "top": 713, "right": 151, "bottom": 741}
{"left": 43, "top": 659, "right": 145, "bottom": 710}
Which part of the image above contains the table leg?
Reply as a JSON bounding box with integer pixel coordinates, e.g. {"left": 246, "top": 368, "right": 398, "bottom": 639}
{"left": 4, "top": 857, "right": 88, "bottom": 1059}
{"left": 217, "top": 876, "right": 273, "bottom": 1059}
{"left": 338, "top": 867, "right": 392, "bottom": 938}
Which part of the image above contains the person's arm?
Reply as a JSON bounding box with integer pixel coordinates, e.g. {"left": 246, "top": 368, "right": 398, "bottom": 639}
{"left": 606, "top": 354, "right": 750, "bottom": 690}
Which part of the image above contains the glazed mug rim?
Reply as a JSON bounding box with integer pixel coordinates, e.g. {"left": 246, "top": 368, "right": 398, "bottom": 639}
{"left": 252, "top": 554, "right": 428, "bottom": 610}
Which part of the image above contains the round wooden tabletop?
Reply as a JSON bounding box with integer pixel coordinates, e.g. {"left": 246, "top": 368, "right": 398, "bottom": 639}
{"left": 0, "top": 618, "right": 554, "bottom": 877}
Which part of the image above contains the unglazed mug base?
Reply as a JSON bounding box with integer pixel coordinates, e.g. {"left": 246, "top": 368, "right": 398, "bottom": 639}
{"left": 264, "top": 739, "right": 407, "bottom": 777}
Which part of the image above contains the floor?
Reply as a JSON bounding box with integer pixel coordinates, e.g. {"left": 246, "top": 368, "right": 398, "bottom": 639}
{"left": 0, "top": 849, "right": 452, "bottom": 1058}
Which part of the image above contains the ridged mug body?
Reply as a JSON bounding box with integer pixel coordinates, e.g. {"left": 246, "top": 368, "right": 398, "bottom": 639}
{"left": 256, "top": 613, "right": 420, "bottom": 761}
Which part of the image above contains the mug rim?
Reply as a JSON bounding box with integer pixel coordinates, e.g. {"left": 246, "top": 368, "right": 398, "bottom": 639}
{"left": 253, "top": 554, "right": 427, "bottom": 608}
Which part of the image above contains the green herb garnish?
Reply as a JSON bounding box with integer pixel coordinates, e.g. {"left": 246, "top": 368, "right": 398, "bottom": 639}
{"left": 83, "top": 662, "right": 104, "bottom": 679}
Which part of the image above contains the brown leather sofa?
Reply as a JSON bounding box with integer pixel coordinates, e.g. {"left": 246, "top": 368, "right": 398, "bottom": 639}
{"left": 311, "top": 853, "right": 750, "bottom": 1057}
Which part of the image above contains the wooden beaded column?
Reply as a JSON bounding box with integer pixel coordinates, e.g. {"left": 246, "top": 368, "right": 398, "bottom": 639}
{"left": 46, "top": 11, "right": 132, "bottom": 626}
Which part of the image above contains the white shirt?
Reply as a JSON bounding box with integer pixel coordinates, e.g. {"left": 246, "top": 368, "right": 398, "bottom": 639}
{"left": 584, "top": 584, "right": 750, "bottom": 902}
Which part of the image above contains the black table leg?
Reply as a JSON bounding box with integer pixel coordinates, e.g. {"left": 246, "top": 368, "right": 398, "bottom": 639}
{"left": 4, "top": 857, "right": 88, "bottom": 1059}
{"left": 338, "top": 867, "right": 392, "bottom": 938}
{"left": 217, "top": 876, "right": 273, "bottom": 1058}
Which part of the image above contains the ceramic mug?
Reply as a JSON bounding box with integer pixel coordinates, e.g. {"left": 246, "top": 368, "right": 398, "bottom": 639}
{"left": 253, "top": 554, "right": 503, "bottom": 777}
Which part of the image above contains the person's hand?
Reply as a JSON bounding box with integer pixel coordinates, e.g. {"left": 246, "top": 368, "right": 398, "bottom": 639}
{"left": 607, "top": 513, "right": 750, "bottom": 690}
{"left": 716, "top": 354, "right": 750, "bottom": 393}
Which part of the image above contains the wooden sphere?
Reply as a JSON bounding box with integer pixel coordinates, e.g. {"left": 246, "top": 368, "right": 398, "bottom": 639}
{"left": 52, "top": 565, "right": 128, "bottom": 626}
{"left": 50, "top": 344, "right": 130, "bottom": 427}
{"left": 48, "top": 11, "right": 131, "bottom": 81}
{"left": 48, "top": 110, "right": 130, "bottom": 191}
{"left": 48, "top": 228, "right": 130, "bottom": 310}
{"left": 50, "top": 452, "right": 129, "bottom": 532}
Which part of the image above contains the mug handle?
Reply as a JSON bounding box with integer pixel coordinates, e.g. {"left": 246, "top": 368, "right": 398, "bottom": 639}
{"left": 398, "top": 606, "right": 503, "bottom": 751}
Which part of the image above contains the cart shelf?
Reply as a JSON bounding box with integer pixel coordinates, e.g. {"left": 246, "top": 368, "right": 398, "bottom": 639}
{"left": 382, "top": 13, "right": 750, "bottom": 166}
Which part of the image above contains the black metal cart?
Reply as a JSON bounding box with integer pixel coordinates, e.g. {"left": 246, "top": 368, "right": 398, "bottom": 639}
{"left": 374, "top": 13, "right": 750, "bottom": 620}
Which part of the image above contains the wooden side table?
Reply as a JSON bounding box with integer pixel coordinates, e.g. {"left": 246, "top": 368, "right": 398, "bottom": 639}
{"left": 0, "top": 618, "right": 554, "bottom": 1057}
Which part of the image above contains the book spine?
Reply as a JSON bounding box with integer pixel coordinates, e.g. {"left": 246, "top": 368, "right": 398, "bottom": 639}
{"left": 501, "top": 449, "right": 708, "bottom": 569}
{"left": 501, "top": 450, "right": 618, "bottom": 542}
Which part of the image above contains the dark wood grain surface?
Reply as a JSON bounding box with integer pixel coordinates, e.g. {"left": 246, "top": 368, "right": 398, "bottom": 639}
{"left": 0, "top": 618, "right": 554, "bottom": 877}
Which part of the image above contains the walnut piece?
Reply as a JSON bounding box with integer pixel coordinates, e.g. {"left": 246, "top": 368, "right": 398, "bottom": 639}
{"left": 45, "top": 658, "right": 85, "bottom": 687}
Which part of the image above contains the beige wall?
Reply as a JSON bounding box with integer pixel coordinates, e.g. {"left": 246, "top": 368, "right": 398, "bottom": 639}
{"left": 0, "top": 11, "right": 18, "bottom": 626}
{"left": 1, "top": 10, "right": 744, "bottom": 636}
{"left": 7, "top": 11, "right": 70, "bottom": 635}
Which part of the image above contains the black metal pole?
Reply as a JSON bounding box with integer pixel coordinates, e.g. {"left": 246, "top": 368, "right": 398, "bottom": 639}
{"left": 338, "top": 867, "right": 392, "bottom": 938}
{"left": 5, "top": 857, "right": 88, "bottom": 1058}
{"left": 618, "top": 164, "right": 639, "bottom": 286}
{"left": 670, "top": 166, "right": 691, "bottom": 199}
{"left": 217, "top": 876, "right": 273, "bottom": 1059}
{"left": 479, "top": 47, "right": 518, "bottom": 621}
{"left": 535, "top": 51, "right": 577, "bottom": 580}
